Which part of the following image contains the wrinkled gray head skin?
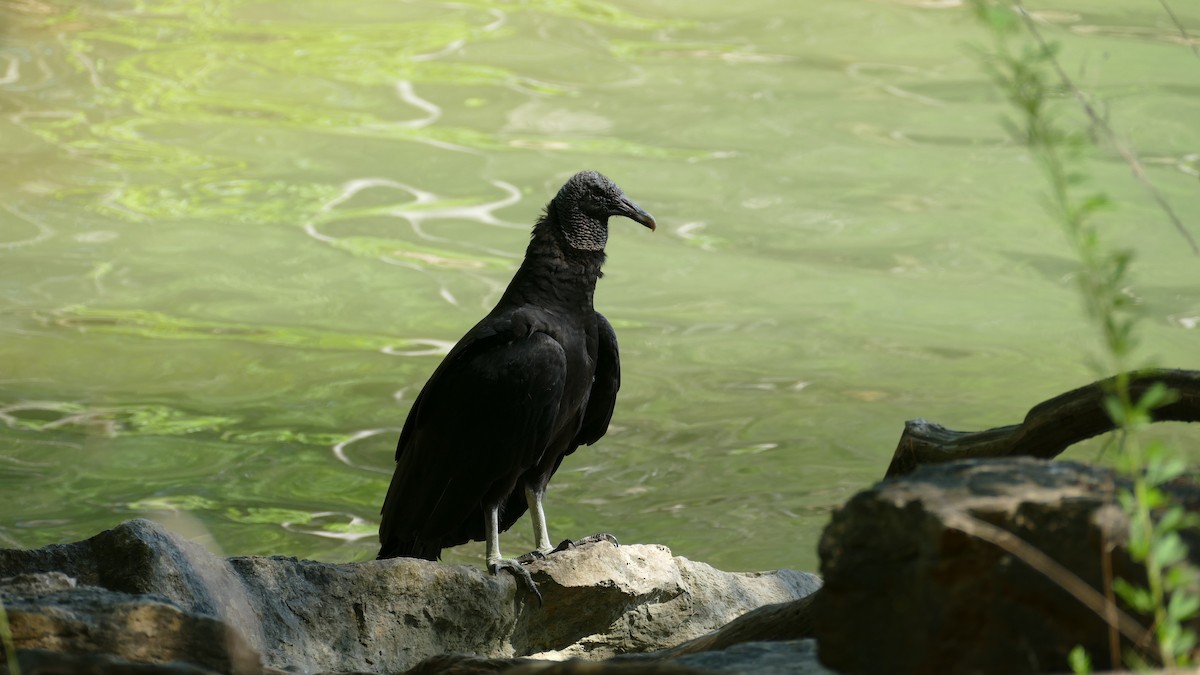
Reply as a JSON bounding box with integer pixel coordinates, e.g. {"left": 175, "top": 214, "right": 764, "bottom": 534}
{"left": 551, "top": 170, "right": 656, "bottom": 252}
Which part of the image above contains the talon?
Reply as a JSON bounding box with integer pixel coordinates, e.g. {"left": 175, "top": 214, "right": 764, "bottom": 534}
{"left": 516, "top": 550, "right": 546, "bottom": 564}
{"left": 594, "top": 533, "right": 620, "bottom": 548}
{"left": 489, "top": 558, "right": 543, "bottom": 605}
{"left": 551, "top": 532, "right": 619, "bottom": 554}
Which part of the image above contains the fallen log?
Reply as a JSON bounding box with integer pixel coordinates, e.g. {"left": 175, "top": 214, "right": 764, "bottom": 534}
{"left": 636, "top": 369, "right": 1200, "bottom": 666}
{"left": 658, "top": 592, "right": 821, "bottom": 657}
{"left": 885, "top": 369, "right": 1200, "bottom": 478}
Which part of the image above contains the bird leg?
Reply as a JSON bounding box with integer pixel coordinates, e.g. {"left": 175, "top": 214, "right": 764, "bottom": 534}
{"left": 486, "top": 504, "right": 542, "bottom": 605}
{"left": 517, "top": 486, "right": 619, "bottom": 562}
{"left": 526, "top": 485, "right": 555, "bottom": 556}
{"left": 515, "top": 485, "right": 553, "bottom": 564}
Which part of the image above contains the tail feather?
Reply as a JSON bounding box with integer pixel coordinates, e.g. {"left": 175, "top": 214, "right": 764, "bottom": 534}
{"left": 377, "top": 536, "right": 441, "bottom": 561}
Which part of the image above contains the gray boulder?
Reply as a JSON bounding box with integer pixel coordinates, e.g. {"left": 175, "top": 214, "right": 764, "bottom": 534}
{"left": 814, "top": 458, "right": 1200, "bottom": 674}
{"left": 0, "top": 519, "right": 820, "bottom": 674}
{"left": 519, "top": 543, "right": 818, "bottom": 660}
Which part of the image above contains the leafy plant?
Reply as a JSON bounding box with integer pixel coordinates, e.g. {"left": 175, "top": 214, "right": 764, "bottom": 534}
{"left": 970, "top": 0, "right": 1200, "bottom": 668}
{"left": 0, "top": 597, "right": 18, "bottom": 675}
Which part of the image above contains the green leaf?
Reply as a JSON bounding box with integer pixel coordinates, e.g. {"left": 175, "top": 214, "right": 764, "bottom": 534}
{"left": 1068, "top": 645, "right": 1093, "bottom": 674}
{"left": 1158, "top": 506, "right": 1185, "bottom": 533}
{"left": 973, "top": 2, "right": 1017, "bottom": 34}
{"left": 1153, "top": 533, "right": 1189, "bottom": 568}
{"left": 1171, "top": 628, "right": 1196, "bottom": 664}
{"left": 1137, "top": 381, "right": 1178, "bottom": 412}
{"left": 1114, "top": 578, "right": 1155, "bottom": 613}
{"left": 1128, "top": 517, "right": 1151, "bottom": 559}
{"left": 1145, "top": 453, "right": 1187, "bottom": 486}
{"left": 1065, "top": 171, "right": 1089, "bottom": 186}
{"left": 1080, "top": 193, "right": 1111, "bottom": 213}
{"left": 1168, "top": 592, "right": 1200, "bottom": 622}
{"left": 1160, "top": 621, "right": 1183, "bottom": 659}
{"left": 1143, "top": 487, "right": 1167, "bottom": 510}
{"left": 1124, "top": 407, "right": 1151, "bottom": 429}
{"left": 1165, "top": 564, "right": 1200, "bottom": 591}
{"left": 1102, "top": 395, "right": 1127, "bottom": 427}
{"left": 1158, "top": 620, "right": 1196, "bottom": 664}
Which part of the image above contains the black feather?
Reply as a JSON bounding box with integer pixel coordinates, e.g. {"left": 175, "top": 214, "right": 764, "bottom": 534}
{"left": 377, "top": 171, "right": 653, "bottom": 561}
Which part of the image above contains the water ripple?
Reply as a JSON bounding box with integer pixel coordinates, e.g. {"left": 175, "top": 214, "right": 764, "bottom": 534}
{"left": 1180, "top": 153, "right": 1199, "bottom": 178}
{"left": 318, "top": 177, "right": 523, "bottom": 229}
{"left": 282, "top": 511, "right": 376, "bottom": 542}
{"left": 331, "top": 428, "right": 397, "bottom": 474}
{"left": 0, "top": 54, "right": 19, "bottom": 85}
{"left": 411, "top": 39, "right": 466, "bottom": 62}
{"left": 381, "top": 340, "right": 455, "bottom": 356}
{"left": 305, "top": 177, "right": 525, "bottom": 281}
{"left": 0, "top": 399, "right": 237, "bottom": 437}
{"left": 846, "top": 62, "right": 946, "bottom": 107}
{"left": 0, "top": 205, "right": 54, "bottom": 250}
{"left": 45, "top": 305, "right": 453, "bottom": 356}
{"left": 393, "top": 80, "right": 442, "bottom": 128}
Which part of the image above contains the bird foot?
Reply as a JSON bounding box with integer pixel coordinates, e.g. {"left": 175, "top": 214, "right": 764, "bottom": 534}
{"left": 489, "top": 557, "right": 543, "bottom": 605}
{"left": 515, "top": 549, "right": 546, "bottom": 565}
{"left": 551, "top": 532, "right": 619, "bottom": 553}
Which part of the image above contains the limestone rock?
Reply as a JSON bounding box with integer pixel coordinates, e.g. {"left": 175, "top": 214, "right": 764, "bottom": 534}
{"left": 3, "top": 591, "right": 261, "bottom": 673}
{"left": 0, "top": 516, "right": 265, "bottom": 656}
{"left": 521, "top": 543, "right": 820, "bottom": 660}
{"left": 227, "top": 553, "right": 516, "bottom": 673}
{"left": 815, "top": 458, "right": 1200, "bottom": 674}
{"left": 0, "top": 519, "right": 819, "bottom": 674}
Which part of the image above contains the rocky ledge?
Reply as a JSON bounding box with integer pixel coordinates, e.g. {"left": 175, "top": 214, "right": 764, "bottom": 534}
{"left": 0, "top": 519, "right": 820, "bottom": 674}
{"left": 5, "top": 458, "right": 1194, "bottom": 675}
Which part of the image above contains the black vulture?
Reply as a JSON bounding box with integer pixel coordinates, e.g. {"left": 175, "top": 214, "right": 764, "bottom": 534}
{"left": 377, "top": 170, "right": 655, "bottom": 596}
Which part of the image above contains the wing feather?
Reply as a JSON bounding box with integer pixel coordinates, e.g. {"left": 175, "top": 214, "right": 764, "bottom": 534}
{"left": 572, "top": 311, "right": 621, "bottom": 448}
{"left": 378, "top": 327, "right": 566, "bottom": 558}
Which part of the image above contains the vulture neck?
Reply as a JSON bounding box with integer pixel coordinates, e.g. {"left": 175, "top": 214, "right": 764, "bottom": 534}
{"left": 500, "top": 214, "right": 605, "bottom": 312}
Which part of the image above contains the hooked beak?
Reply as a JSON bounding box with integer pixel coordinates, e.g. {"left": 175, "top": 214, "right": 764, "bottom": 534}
{"left": 614, "top": 195, "right": 656, "bottom": 231}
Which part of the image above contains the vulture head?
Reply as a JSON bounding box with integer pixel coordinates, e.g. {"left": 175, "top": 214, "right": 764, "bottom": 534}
{"left": 552, "top": 171, "right": 656, "bottom": 251}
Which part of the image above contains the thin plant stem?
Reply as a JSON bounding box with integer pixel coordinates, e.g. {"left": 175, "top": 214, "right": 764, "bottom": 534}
{"left": 973, "top": 2, "right": 1199, "bottom": 667}
{"left": 1157, "top": 0, "right": 1200, "bottom": 61}
{"left": 1013, "top": 1, "right": 1200, "bottom": 256}
{"left": 0, "top": 597, "right": 19, "bottom": 675}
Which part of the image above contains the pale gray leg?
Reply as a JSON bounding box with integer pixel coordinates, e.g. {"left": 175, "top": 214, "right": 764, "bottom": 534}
{"left": 485, "top": 504, "right": 542, "bottom": 604}
{"left": 525, "top": 485, "right": 554, "bottom": 555}
{"left": 484, "top": 503, "right": 503, "bottom": 565}
{"left": 517, "top": 485, "right": 618, "bottom": 564}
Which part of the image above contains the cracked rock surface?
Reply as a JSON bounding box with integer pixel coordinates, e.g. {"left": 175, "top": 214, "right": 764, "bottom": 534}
{"left": 0, "top": 519, "right": 820, "bottom": 674}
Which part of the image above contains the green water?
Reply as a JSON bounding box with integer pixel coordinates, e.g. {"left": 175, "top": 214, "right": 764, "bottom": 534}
{"left": 1, "top": 0, "right": 1197, "bottom": 573}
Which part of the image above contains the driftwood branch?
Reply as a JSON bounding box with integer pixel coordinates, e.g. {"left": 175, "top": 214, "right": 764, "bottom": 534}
{"left": 555, "top": 370, "right": 1200, "bottom": 668}
{"left": 660, "top": 592, "right": 820, "bottom": 657}
{"left": 885, "top": 369, "right": 1200, "bottom": 479}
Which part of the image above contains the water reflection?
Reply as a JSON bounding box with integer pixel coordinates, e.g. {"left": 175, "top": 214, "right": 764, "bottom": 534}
{"left": 0, "top": 0, "right": 1197, "bottom": 575}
